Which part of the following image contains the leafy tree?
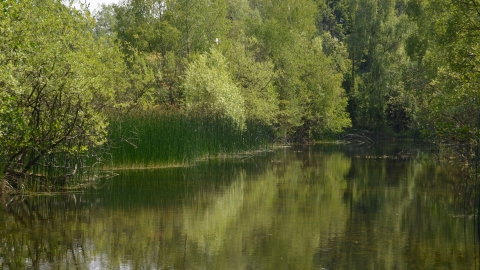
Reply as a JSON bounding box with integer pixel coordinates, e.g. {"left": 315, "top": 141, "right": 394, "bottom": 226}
{"left": 114, "top": 0, "right": 180, "bottom": 55}
{"left": 274, "top": 33, "right": 350, "bottom": 140}
{"left": 0, "top": 0, "right": 125, "bottom": 185}
{"left": 338, "top": 0, "right": 415, "bottom": 132}
{"left": 406, "top": 0, "right": 480, "bottom": 157}
{"left": 249, "top": 0, "right": 350, "bottom": 141}
{"left": 167, "top": 0, "right": 230, "bottom": 57}
{"left": 93, "top": 3, "right": 117, "bottom": 39}
{"left": 116, "top": 48, "right": 160, "bottom": 111}
{"left": 317, "top": 0, "right": 350, "bottom": 41}
{"left": 96, "top": 1, "right": 187, "bottom": 113}
{"left": 224, "top": 38, "right": 279, "bottom": 126}
{"left": 182, "top": 49, "right": 246, "bottom": 129}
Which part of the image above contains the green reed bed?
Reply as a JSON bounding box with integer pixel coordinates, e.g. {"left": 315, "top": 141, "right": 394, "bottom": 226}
{"left": 2, "top": 112, "right": 272, "bottom": 191}
{"left": 105, "top": 111, "right": 273, "bottom": 168}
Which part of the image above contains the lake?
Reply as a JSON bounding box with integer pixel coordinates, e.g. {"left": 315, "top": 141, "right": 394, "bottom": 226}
{"left": 1, "top": 142, "right": 479, "bottom": 269}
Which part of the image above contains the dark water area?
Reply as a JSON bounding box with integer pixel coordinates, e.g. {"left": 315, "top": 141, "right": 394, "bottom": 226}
{"left": 1, "top": 142, "right": 480, "bottom": 269}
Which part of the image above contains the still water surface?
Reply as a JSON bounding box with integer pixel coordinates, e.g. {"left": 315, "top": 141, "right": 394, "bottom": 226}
{"left": 1, "top": 143, "right": 479, "bottom": 269}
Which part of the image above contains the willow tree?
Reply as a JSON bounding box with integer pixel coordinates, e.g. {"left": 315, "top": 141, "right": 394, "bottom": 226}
{"left": 182, "top": 49, "right": 246, "bottom": 129}
{"left": 0, "top": 0, "right": 125, "bottom": 187}
{"left": 224, "top": 39, "right": 279, "bottom": 127}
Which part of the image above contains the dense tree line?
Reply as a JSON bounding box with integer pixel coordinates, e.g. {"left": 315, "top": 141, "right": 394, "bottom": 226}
{"left": 97, "top": 0, "right": 352, "bottom": 139}
{"left": 97, "top": 0, "right": 479, "bottom": 152}
{"left": 1, "top": 0, "right": 479, "bottom": 181}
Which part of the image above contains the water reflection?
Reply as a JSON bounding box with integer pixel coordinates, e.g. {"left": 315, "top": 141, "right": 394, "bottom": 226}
{"left": 1, "top": 143, "right": 479, "bottom": 269}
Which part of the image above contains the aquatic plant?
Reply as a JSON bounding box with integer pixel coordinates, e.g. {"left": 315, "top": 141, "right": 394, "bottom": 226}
{"left": 0, "top": 110, "right": 272, "bottom": 192}
{"left": 105, "top": 110, "right": 273, "bottom": 168}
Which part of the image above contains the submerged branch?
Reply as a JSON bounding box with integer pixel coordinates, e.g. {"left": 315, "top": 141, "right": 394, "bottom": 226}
{"left": 341, "top": 129, "right": 374, "bottom": 145}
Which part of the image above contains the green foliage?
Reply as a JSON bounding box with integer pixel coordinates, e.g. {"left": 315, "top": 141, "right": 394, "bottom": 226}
{"left": 273, "top": 33, "right": 351, "bottom": 138}
{"left": 183, "top": 49, "right": 246, "bottom": 129}
{"left": 93, "top": 3, "right": 117, "bottom": 39}
{"left": 300, "top": 36, "right": 351, "bottom": 134}
{"left": 0, "top": 0, "right": 125, "bottom": 180}
{"left": 115, "top": 47, "right": 159, "bottom": 110}
{"left": 11, "top": 0, "right": 480, "bottom": 185}
{"left": 320, "top": 32, "right": 351, "bottom": 74}
{"left": 156, "top": 51, "right": 184, "bottom": 106}
{"left": 110, "top": 0, "right": 186, "bottom": 109}
{"left": 246, "top": 0, "right": 351, "bottom": 140}
{"left": 107, "top": 111, "right": 273, "bottom": 167}
{"left": 114, "top": 0, "right": 179, "bottom": 54}
{"left": 406, "top": 0, "right": 480, "bottom": 157}
{"left": 167, "top": 0, "right": 230, "bottom": 56}
{"left": 224, "top": 38, "right": 279, "bottom": 126}
{"left": 104, "top": 0, "right": 353, "bottom": 143}
{"left": 335, "top": 0, "right": 415, "bottom": 132}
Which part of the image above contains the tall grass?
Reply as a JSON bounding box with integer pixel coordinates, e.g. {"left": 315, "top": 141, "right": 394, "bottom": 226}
{"left": 104, "top": 111, "right": 274, "bottom": 168}
{"left": 0, "top": 111, "right": 273, "bottom": 192}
